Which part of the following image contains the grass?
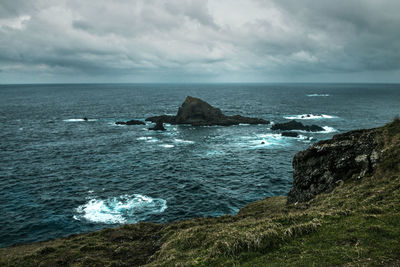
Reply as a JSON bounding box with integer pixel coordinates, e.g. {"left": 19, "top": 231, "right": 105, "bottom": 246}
{"left": 1, "top": 119, "right": 400, "bottom": 266}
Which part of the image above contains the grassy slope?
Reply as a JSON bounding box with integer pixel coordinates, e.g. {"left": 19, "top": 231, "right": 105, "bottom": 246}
{"left": 1, "top": 119, "right": 400, "bottom": 266}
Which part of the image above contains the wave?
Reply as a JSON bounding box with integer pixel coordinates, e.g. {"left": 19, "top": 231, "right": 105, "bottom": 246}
{"left": 234, "top": 132, "right": 317, "bottom": 148}
{"left": 284, "top": 114, "right": 338, "bottom": 120}
{"left": 137, "top": 136, "right": 158, "bottom": 143}
{"left": 240, "top": 133, "right": 290, "bottom": 148}
{"left": 307, "top": 94, "right": 330, "bottom": 97}
{"left": 160, "top": 144, "right": 174, "bottom": 148}
{"left": 174, "top": 138, "right": 195, "bottom": 144}
{"left": 295, "top": 126, "right": 337, "bottom": 134}
{"left": 63, "top": 118, "right": 98, "bottom": 122}
{"left": 74, "top": 194, "right": 167, "bottom": 224}
{"left": 321, "top": 126, "right": 337, "bottom": 133}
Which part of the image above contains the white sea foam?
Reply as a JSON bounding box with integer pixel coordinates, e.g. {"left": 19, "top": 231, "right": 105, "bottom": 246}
{"left": 160, "top": 144, "right": 174, "bottom": 148}
{"left": 321, "top": 126, "right": 337, "bottom": 133}
{"left": 284, "top": 114, "right": 338, "bottom": 120}
{"left": 236, "top": 132, "right": 316, "bottom": 148}
{"left": 296, "top": 126, "right": 337, "bottom": 134}
{"left": 244, "top": 133, "right": 289, "bottom": 148}
{"left": 63, "top": 118, "right": 98, "bottom": 122}
{"left": 174, "top": 138, "right": 195, "bottom": 144}
{"left": 137, "top": 136, "right": 158, "bottom": 143}
{"left": 137, "top": 137, "right": 152, "bottom": 141}
{"left": 74, "top": 194, "right": 167, "bottom": 224}
{"left": 296, "top": 134, "right": 308, "bottom": 140}
{"left": 307, "top": 94, "right": 330, "bottom": 97}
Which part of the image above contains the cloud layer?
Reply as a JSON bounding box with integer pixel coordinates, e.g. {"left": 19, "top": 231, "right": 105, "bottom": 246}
{"left": 1, "top": 0, "right": 400, "bottom": 83}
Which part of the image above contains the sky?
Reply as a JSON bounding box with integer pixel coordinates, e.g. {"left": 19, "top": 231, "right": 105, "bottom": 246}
{"left": 1, "top": 0, "right": 400, "bottom": 84}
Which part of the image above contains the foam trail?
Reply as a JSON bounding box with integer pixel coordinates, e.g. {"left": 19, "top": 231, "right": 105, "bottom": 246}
{"left": 307, "top": 94, "right": 330, "bottom": 97}
{"left": 284, "top": 114, "right": 338, "bottom": 120}
{"left": 74, "top": 194, "right": 167, "bottom": 224}
{"left": 160, "top": 144, "right": 174, "bottom": 148}
{"left": 174, "top": 139, "right": 195, "bottom": 144}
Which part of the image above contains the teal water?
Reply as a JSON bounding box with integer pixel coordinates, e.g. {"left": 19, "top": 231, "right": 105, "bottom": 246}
{"left": 0, "top": 83, "right": 399, "bottom": 247}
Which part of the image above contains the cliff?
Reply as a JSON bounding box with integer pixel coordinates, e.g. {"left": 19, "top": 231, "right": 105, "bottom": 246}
{"left": 288, "top": 127, "right": 380, "bottom": 203}
{"left": 1, "top": 119, "right": 400, "bottom": 266}
{"left": 146, "top": 96, "right": 269, "bottom": 126}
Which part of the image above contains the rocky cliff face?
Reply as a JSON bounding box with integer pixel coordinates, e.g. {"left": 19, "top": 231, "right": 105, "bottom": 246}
{"left": 287, "top": 128, "right": 381, "bottom": 203}
{"left": 146, "top": 96, "right": 269, "bottom": 126}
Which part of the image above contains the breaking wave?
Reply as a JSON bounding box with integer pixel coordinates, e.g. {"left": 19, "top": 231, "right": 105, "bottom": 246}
{"left": 63, "top": 118, "right": 98, "bottom": 122}
{"left": 73, "top": 194, "right": 167, "bottom": 224}
{"left": 307, "top": 94, "right": 330, "bottom": 97}
{"left": 284, "top": 114, "right": 338, "bottom": 120}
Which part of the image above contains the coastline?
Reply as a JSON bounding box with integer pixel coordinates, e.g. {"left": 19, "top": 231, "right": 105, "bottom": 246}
{"left": 1, "top": 119, "right": 400, "bottom": 266}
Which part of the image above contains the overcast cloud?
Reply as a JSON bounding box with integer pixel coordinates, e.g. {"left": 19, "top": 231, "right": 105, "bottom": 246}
{"left": 1, "top": 0, "right": 400, "bottom": 83}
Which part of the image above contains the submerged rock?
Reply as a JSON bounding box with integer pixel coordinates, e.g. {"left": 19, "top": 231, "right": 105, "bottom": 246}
{"left": 149, "top": 120, "right": 166, "bottom": 131}
{"left": 271, "top": 120, "right": 323, "bottom": 132}
{"left": 146, "top": 96, "right": 269, "bottom": 126}
{"left": 115, "top": 120, "right": 146, "bottom": 125}
{"left": 287, "top": 128, "right": 380, "bottom": 203}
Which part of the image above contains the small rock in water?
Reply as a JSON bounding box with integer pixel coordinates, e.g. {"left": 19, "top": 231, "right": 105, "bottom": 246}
{"left": 281, "top": 131, "right": 299, "bottom": 138}
{"left": 115, "top": 120, "right": 145, "bottom": 125}
{"left": 83, "top": 117, "right": 88, "bottom": 121}
{"left": 271, "top": 120, "right": 323, "bottom": 132}
{"left": 149, "top": 120, "right": 166, "bottom": 131}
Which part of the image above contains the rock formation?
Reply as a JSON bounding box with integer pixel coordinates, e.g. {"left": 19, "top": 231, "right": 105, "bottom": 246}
{"left": 145, "top": 115, "right": 175, "bottom": 124}
{"left": 271, "top": 120, "right": 323, "bottom": 132}
{"left": 146, "top": 96, "right": 269, "bottom": 126}
{"left": 115, "top": 120, "right": 146, "bottom": 125}
{"left": 287, "top": 128, "right": 380, "bottom": 203}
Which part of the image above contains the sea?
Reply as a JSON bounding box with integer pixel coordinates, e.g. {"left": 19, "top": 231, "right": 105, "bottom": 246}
{"left": 0, "top": 83, "right": 399, "bottom": 248}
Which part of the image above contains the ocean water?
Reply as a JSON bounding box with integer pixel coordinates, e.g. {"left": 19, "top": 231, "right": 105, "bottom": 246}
{"left": 0, "top": 83, "right": 399, "bottom": 248}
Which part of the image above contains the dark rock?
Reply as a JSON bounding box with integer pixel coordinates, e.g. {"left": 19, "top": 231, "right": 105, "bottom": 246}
{"left": 145, "top": 115, "right": 176, "bottom": 124}
{"left": 83, "top": 117, "right": 88, "bottom": 121}
{"left": 149, "top": 120, "right": 166, "bottom": 131}
{"left": 271, "top": 120, "right": 323, "bottom": 132}
{"left": 281, "top": 131, "right": 299, "bottom": 137}
{"left": 146, "top": 96, "right": 269, "bottom": 126}
{"left": 126, "top": 120, "right": 146, "bottom": 125}
{"left": 287, "top": 128, "right": 380, "bottom": 204}
{"left": 115, "top": 120, "right": 145, "bottom": 125}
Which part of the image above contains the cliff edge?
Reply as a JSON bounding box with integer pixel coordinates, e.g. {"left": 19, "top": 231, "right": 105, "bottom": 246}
{"left": 288, "top": 127, "right": 380, "bottom": 203}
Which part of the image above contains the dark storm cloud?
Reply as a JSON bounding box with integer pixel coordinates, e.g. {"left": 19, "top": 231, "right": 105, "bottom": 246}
{"left": 0, "top": 0, "right": 399, "bottom": 83}
{"left": 265, "top": 0, "right": 400, "bottom": 72}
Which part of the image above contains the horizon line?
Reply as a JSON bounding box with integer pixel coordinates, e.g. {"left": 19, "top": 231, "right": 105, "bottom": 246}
{"left": 1, "top": 81, "right": 400, "bottom": 86}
